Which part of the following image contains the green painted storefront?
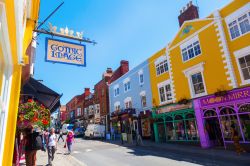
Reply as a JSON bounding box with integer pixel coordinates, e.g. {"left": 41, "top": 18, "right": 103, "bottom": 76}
{"left": 152, "top": 103, "right": 199, "bottom": 143}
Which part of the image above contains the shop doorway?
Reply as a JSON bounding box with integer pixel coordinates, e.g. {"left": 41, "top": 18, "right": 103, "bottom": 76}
{"left": 156, "top": 118, "right": 166, "bottom": 142}
{"left": 204, "top": 110, "right": 223, "bottom": 147}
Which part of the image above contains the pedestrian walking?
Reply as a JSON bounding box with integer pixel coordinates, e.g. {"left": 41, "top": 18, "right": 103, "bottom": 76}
{"left": 24, "top": 127, "right": 43, "bottom": 166}
{"left": 47, "top": 128, "right": 57, "bottom": 166}
{"left": 65, "top": 131, "right": 74, "bottom": 154}
{"left": 136, "top": 130, "right": 143, "bottom": 146}
{"left": 57, "top": 129, "right": 64, "bottom": 142}
{"left": 231, "top": 124, "right": 246, "bottom": 155}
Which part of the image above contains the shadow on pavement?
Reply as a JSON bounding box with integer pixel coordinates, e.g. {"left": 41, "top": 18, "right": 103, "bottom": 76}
{"left": 89, "top": 138, "right": 250, "bottom": 166}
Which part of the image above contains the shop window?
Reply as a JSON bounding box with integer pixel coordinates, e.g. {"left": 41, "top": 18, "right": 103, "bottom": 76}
{"left": 166, "top": 122, "right": 174, "bottom": 140}
{"left": 238, "top": 104, "right": 250, "bottom": 141}
{"left": 185, "top": 114, "right": 198, "bottom": 140}
{"left": 165, "top": 116, "right": 174, "bottom": 140}
{"left": 220, "top": 107, "right": 242, "bottom": 141}
{"left": 220, "top": 107, "right": 235, "bottom": 115}
{"left": 156, "top": 118, "right": 166, "bottom": 142}
{"left": 165, "top": 116, "right": 173, "bottom": 121}
{"left": 238, "top": 103, "right": 250, "bottom": 113}
{"left": 204, "top": 109, "right": 217, "bottom": 117}
{"left": 239, "top": 114, "right": 250, "bottom": 141}
{"left": 141, "top": 118, "right": 151, "bottom": 137}
{"left": 174, "top": 115, "right": 186, "bottom": 140}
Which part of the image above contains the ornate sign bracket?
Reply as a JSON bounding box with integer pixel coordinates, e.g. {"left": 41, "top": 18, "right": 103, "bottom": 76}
{"left": 33, "top": 1, "right": 97, "bottom": 45}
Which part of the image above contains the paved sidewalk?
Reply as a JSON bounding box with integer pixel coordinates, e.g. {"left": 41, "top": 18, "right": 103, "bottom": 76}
{"left": 36, "top": 144, "right": 86, "bottom": 166}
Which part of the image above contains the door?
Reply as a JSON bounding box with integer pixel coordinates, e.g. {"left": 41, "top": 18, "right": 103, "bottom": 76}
{"left": 205, "top": 118, "right": 223, "bottom": 146}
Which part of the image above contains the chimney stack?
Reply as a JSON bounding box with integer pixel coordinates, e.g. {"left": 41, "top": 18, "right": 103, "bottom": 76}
{"left": 84, "top": 88, "right": 91, "bottom": 96}
{"left": 178, "top": 1, "right": 199, "bottom": 27}
{"left": 120, "top": 60, "right": 129, "bottom": 75}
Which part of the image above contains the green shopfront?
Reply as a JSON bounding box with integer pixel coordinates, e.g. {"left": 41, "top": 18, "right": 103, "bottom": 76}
{"left": 153, "top": 102, "right": 199, "bottom": 143}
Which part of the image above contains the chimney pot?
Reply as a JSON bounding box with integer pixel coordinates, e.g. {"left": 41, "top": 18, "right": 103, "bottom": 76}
{"left": 190, "top": 1, "right": 192, "bottom": 6}
{"left": 187, "top": 3, "right": 189, "bottom": 8}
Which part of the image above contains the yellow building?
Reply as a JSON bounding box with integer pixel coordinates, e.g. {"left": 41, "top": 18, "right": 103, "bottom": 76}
{"left": 149, "top": 0, "right": 250, "bottom": 148}
{"left": 0, "top": 0, "right": 40, "bottom": 165}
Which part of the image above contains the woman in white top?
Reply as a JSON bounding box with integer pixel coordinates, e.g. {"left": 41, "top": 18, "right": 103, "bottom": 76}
{"left": 47, "top": 128, "right": 57, "bottom": 166}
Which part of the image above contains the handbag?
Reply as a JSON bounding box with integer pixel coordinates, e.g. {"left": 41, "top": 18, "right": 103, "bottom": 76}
{"left": 64, "top": 143, "right": 66, "bottom": 148}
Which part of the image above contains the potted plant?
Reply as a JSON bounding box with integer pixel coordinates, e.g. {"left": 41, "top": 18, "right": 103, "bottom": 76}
{"left": 178, "top": 98, "right": 190, "bottom": 105}
{"left": 214, "top": 89, "right": 228, "bottom": 97}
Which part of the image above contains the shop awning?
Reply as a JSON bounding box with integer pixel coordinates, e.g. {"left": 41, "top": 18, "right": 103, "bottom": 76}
{"left": 21, "top": 77, "right": 62, "bottom": 113}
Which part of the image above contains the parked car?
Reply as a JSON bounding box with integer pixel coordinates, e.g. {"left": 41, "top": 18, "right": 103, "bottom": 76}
{"left": 84, "top": 124, "right": 105, "bottom": 139}
{"left": 62, "top": 124, "right": 74, "bottom": 134}
{"left": 74, "top": 127, "right": 85, "bottom": 137}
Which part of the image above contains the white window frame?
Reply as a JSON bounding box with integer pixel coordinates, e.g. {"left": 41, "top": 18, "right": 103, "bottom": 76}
{"left": 114, "top": 101, "right": 120, "bottom": 112}
{"left": 77, "top": 107, "right": 81, "bottom": 116}
{"left": 183, "top": 62, "right": 207, "bottom": 98}
{"left": 124, "top": 97, "right": 132, "bottom": 109}
{"left": 154, "top": 56, "right": 168, "bottom": 76}
{"left": 180, "top": 35, "right": 202, "bottom": 62}
{"left": 138, "top": 70, "right": 144, "bottom": 85}
{"left": 123, "top": 78, "right": 131, "bottom": 93}
{"left": 225, "top": 3, "right": 250, "bottom": 41}
{"left": 139, "top": 91, "right": 147, "bottom": 108}
{"left": 234, "top": 46, "right": 250, "bottom": 85}
{"left": 113, "top": 84, "right": 119, "bottom": 97}
{"left": 157, "top": 79, "right": 172, "bottom": 105}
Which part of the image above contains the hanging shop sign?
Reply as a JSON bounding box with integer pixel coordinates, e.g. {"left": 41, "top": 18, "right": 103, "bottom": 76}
{"left": 45, "top": 38, "right": 86, "bottom": 66}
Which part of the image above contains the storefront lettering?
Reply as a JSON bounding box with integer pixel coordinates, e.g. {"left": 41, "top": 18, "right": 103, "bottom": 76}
{"left": 200, "top": 88, "right": 250, "bottom": 107}
{"left": 50, "top": 44, "right": 82, "bottom": 61}
{"left": 45, "top": 38, "right": 86, "bottom": 66}
{"left": 158, "top": 103, "right": 192, "bottom": 114}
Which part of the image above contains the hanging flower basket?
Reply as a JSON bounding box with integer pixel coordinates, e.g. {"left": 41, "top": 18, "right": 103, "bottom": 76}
{"left": 17, "top": 99, "right": 50, "bottom": 130}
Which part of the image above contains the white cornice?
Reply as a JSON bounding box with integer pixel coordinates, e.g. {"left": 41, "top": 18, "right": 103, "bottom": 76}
{"left": 183, "top": 62, "right": 205, "bottom": 77}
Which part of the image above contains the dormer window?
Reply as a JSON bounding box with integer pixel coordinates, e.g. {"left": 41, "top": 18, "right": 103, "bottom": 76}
{"left": 180, "top": 35, "right": 201, "bottom": 62}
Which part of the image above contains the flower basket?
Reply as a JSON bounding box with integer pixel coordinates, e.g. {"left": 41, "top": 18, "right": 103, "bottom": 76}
{"left": 17, "top": 99, "right": 50, "bottom": 130}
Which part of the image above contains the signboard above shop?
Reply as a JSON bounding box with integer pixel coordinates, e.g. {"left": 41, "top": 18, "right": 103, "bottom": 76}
{"left": 45, "top": 38, "right": 86, "bottom": 66}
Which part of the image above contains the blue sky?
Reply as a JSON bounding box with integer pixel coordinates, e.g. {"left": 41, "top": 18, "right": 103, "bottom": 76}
{"left": 35, "top": 0, "right": 230, "bottom": 105}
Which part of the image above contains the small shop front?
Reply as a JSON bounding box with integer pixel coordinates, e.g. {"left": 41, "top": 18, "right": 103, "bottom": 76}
{"left": 153, "top": 102, "right": 199, "bottom": 143}
{"left": 194, "top": 87, "right": 250, "bottom": 149}
{"left": 110, "top": 108, "right": 137, "bottom": 142}
{"left": 138, "top": 110, "right": 153, "bottom": 140}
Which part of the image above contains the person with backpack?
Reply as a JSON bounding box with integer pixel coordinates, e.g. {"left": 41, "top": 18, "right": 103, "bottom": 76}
{"left": 47, "top": 128, "right": 57, "bottom": 166}
{"left": 24, "top": 127, "right": 43, "bottom": 166}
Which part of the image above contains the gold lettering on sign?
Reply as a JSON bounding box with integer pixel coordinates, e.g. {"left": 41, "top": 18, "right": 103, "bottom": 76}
{"left": 237, "top": 92, "right": 243, "bottom": 98}
{"left": 243, "top": 90, "right": 250, "bottom": 97}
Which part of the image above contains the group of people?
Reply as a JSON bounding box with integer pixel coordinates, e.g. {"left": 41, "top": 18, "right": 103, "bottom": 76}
{"left": 14, "top": 127, "right": 75, "bottom": 166}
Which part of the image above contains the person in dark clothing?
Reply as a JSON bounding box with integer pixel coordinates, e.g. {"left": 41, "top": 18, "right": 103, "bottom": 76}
{"left": 25, "top": 128, "right": 42, "bottom": 166}
{"left": 231, "top": 124, "right": 246, "bottom": 155}
{"left": 57, "top": 130, "right": 64, "bottom": 142}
